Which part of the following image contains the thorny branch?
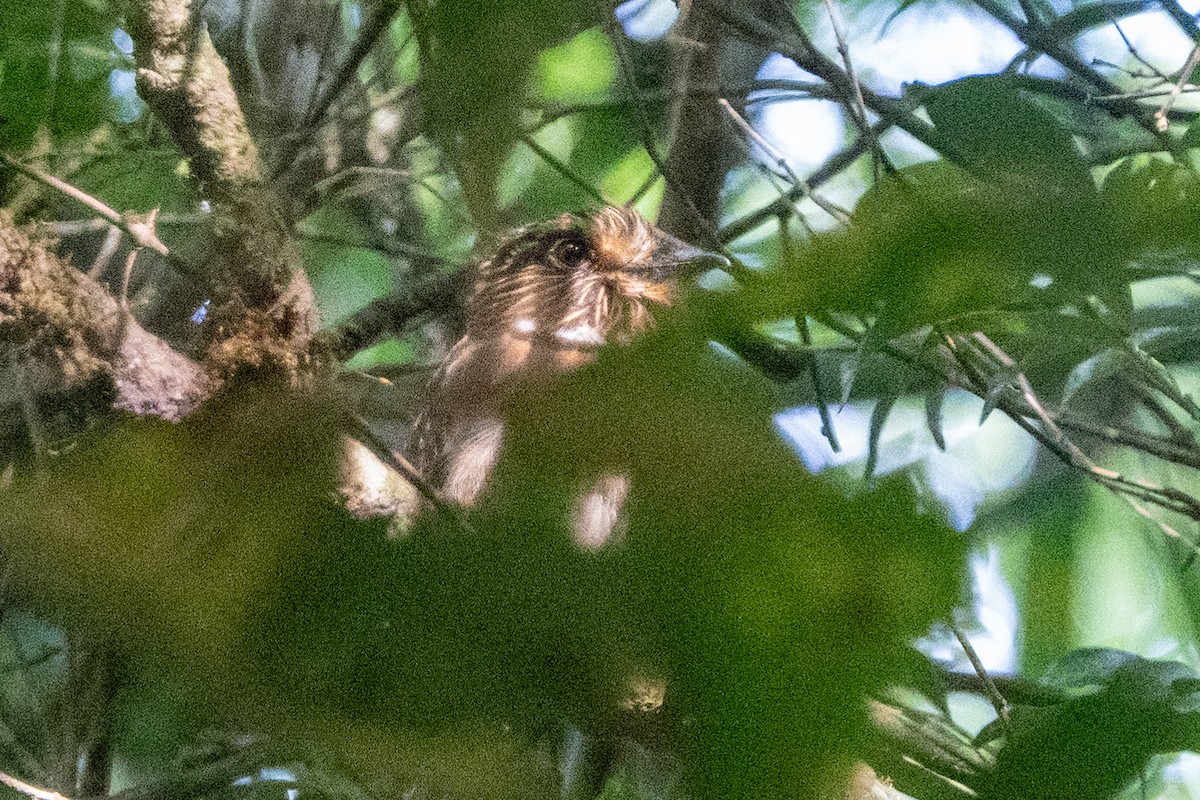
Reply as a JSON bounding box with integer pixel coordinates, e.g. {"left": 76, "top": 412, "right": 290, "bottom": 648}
{"left": 795, "top": 316, "right": 1200, "bottom": 551}
{"left": 0, "top": 155, "right": 169, "bottom": 256}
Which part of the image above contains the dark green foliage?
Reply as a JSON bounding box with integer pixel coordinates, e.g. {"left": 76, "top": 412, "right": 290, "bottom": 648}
{"left": 0, "top": 343, "right": 962, "bottom": 798}
{"left": 413, "top": 0, "right": 597, "bottom": 223}
{"left": 0, "top": 0, "right": 121, "bottom": 149}
{"left": 983, "top": 650, "right": 1200, "bottom": 800}
{"left": 70, "top": 150, "right": 193, "bottom": 215}
{"left": 492, "top": 322, "right": 965, "bottom": 798}
{"left": 6, "top": 0, "right": 1200, "bottom": 798}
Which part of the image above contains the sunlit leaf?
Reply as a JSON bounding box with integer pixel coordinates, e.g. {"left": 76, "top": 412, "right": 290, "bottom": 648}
{"left": 538, "top": 28, "right": 615, "bottom": 102}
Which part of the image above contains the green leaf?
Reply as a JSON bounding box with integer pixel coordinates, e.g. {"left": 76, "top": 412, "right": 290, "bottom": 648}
{"left": 739, "top": 143, "right": 1124, "bottom": 338}
{"left": 413, "top": 0, "right": 594, "bottom": 224}
{"left": 1102, "top": 156, "right": 1200, "bottom": 254}
{"left": 1039, "top": 647, "right": 1142, "bottom": 692}
{"left": 925, "top": 387, "right": 947, "bottom": 451}
{"left": 922, "top": 75, "right": 1094, "bottom": 196}
{"left": 865, "top": 392, "right": 900, "bottom": 481}
{"left": 986, "top": 651, "right": 1200, "bottom": 800}
{"left": 72, "top": 150, "right": 192, "bottom": 213}
{"left": 0, "top": 0, "right": 118, "bottom": 150}
{"left": 1061, "top": 347, "right": 1130, "bottom": 405}
{"left": 1042, "top": 0, "right": 1154, "bottom": 42}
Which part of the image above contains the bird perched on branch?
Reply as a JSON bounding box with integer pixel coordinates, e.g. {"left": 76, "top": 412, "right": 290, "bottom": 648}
{"left": 413, "top": 205, "right": 723, "bottom": 546}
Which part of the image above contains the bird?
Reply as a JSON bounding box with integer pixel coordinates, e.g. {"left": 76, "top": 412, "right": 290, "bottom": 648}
{"left": 412, "top": 205, "right": 724, "bottom": 547}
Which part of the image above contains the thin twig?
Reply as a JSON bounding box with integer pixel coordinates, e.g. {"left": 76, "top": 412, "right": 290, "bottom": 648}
{"left": 1051, "top": 409, "right": 1200, "bottom": 469}
{"left": 970, "top": 0, "right": 1169, "bottom": 140}
{"left": 119, "top": 249, "right": 138, "bottom": 316}
{"left": 311, "top": 165, "right": 414, "bottom": 198}
{"left": 315, "top": 271, "right": 464, "bottom": 360}
{"left": 1159, "top": 0, "right": 1200, "bottom": 43}
{"left": 1121, "top": 494, "right": 1194, "bottom": 547}
{"left": 1111, "top": 20, "right": 1172, "bottom": 83}
{"left": 1090, "top": 86, "right": 1200, "bottom": 102}
{"left": 970, "top": 333, "right": 1094, "bottom": 467}
{"left": 39, "top": 213, "right": 205, "bottom": 238}
{"left": 604, "top": 9, "right": 741, "bottom": 264}
{"left": 898, "top": 755, "right": 980, "bottom": 797}
{"left": 719, "top": 122, "right": 882, "bottom": 242}
{"left": 808, "top": 317, "right": 1200, "bottom": 540}
{"left": 86, "top": 224, "right": 122, "bottom": 279}
{"left": 270, "top": 0, "right": 404, "bottom": 177}
{"left": 717, "top": 98, "right": 851, "bottom": 223}
{"left": 1, "top": 155, "right": 169, "bottom": 255}
{"left": 1125, "top": 378, "right": 1196, "bottom": 443}
{"left": 949, "top": 618, "right": 1010, "bottom": 729}
{"left": 12, "top": 350, "right": 48, "bottom": 478}
{"left": 1156, "top": 41, "right": 1200, "bottom": 131}
{"left": 342, "top": 413, "right": 475, "bottom": 534}
{"left": 518, "top": 134, "right": 607, "bottom": 204}
{"left": 0, "top": 772, "right": 72, "bottom": 800}
{"left": 818, "top": 0, "right": 870, "bottom": 134}
{"left": 963, "top": 334, "right": 1200, "bottom": 523}
{"left": 798, "top": 315, "right": 841, "bottom": 452}
{"left": 703, "top": 2, "right": 963, "bottom": 163}
{"left": 44, "top": 0, "right": 67, "bottom": 123}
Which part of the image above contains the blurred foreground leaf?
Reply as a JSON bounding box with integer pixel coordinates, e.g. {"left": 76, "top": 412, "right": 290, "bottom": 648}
{"left": 0, "top": 0, "right": 118, "bottom": 149}
{"left": 488, "top": 321, "right": 967, "bottom": 798}
{"left": 982, "top": 649, "right": 1200, "bottom": 800}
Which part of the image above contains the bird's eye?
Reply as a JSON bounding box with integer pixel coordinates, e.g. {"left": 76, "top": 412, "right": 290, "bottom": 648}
{"left": 553, "top": 237, "right": 588, "bottom": 267}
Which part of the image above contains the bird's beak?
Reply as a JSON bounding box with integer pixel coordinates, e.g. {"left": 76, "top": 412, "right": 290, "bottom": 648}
{"left": 656, "top": 235, "right": 731, "bottom": 278}
{"left": 678, "top": 247, "right": 732, "bottom": 276}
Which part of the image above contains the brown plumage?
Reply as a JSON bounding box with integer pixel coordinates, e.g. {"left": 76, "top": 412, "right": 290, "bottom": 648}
{"left": 413, "top": 206, "right": 720, "bottom": 546}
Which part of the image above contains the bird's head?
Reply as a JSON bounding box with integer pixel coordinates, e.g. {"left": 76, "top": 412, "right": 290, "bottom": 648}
{"left": 469, "top": 206, "right": 726, "bottom": 346}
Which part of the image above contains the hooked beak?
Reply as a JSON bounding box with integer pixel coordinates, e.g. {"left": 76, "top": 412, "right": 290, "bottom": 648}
{"left": 656, "top": 236, "right": 731, "bottom": 279}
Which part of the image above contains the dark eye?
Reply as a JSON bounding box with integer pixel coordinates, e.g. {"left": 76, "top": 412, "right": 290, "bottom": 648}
{"left": 552, "top": 237, "right": 588, "bottom": 267}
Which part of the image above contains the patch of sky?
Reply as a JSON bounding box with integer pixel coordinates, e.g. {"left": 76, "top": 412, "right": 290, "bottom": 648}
{"left": 1075, "top": 9, "right": 1198, "bottom": 110}
{"left": 112, "top": 28, "right": 133, "bottom": 55}
{"left": 774, "top": 388, "right": 1038, "bottom": 532}
{"left": 108, "top": 68, "right": 144, "bottom": 123}
{"left": 614, "top": 0, "right": 679, "bottom": 42}
{"left": 917, "top": 546, "right": 1020, "bottom": 674}
{"left": 733, "top": 1, "right": 1025, "bottom": 227}
{"left": 1162, "top": 752, "right": 1200, "bottom": 797}
{"left": 839, "top": 1, "right": 1024, "bottom": 95}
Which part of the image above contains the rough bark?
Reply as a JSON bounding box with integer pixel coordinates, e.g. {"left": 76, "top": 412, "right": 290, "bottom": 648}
{"left": 124, "top": 0, "right": 320, "bottom": 381}
{"left": 0, "top": 214, "right": 213, "bottom": 422}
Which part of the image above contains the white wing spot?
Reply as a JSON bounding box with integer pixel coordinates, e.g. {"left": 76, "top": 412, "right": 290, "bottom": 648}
{"left": 555, "top": 325, "right": 604, "bottom": 346}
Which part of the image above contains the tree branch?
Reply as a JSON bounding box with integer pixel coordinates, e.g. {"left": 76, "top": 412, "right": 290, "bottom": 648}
{"left": 124, "top": 0, "right": 318, "bottom": 361}
{"left": 0, "top": 213, "right": 214, "bottom": 422}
